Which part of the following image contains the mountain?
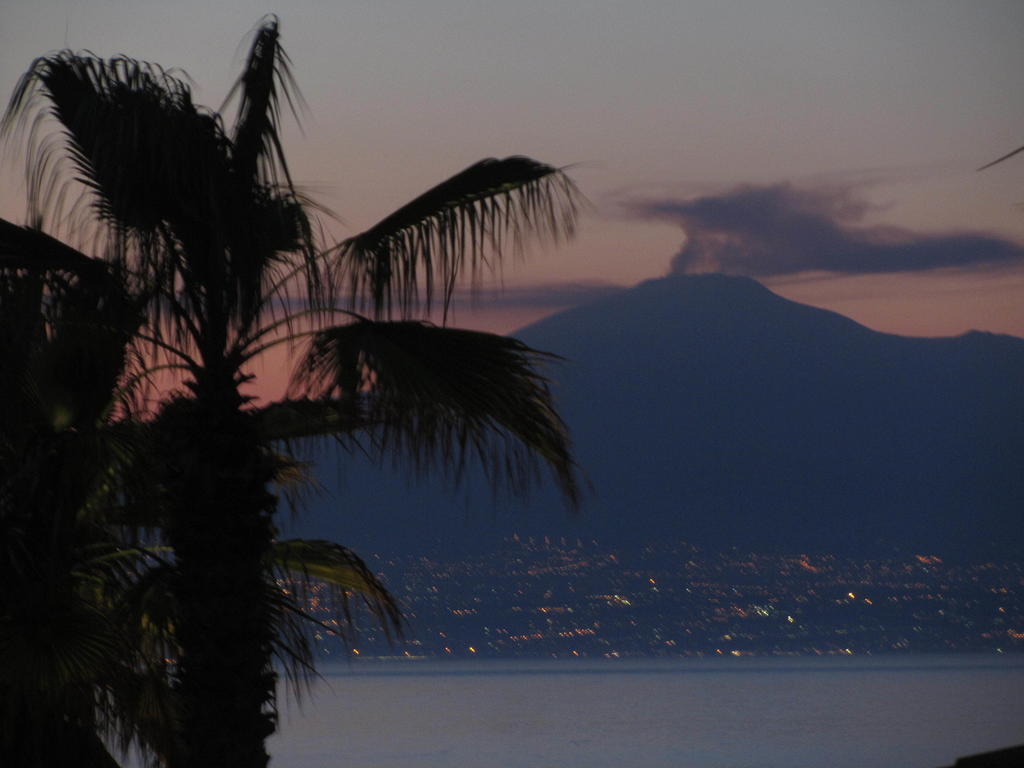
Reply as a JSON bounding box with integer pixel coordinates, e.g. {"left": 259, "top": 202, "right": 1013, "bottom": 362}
{"left": 283, "top": 274, "right": 1024, "bottom": 559}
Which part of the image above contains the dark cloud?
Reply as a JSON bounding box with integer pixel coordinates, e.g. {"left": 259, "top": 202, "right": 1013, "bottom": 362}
{"left": 632, "top": 183, "right": 1024, "bottom": 277}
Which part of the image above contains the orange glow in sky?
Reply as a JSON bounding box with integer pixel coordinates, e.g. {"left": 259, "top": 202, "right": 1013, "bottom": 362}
{"left": 2, "top": 1, "right": 1022, "bottom": 339}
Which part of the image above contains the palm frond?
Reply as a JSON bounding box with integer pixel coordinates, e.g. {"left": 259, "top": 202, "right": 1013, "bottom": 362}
{"left": 3, "top": 51, "right": 226, "bottom": 241}
{"left": 252, "top": 400, "right": 363, "bottom": 517}
{"left": 219, "top": 16, "right": 328, "bottom": 331}
{"left": 101, "top": 662, "right": 180, "bottom": 765}
{"left": 0, "top": 604, "right": 134, "bottom": 768}
{"left": 253, "top": 398, "right": 360, "bottom": 442}
{"left": 0, "top": 271, "right": 46, "bottom": 433}
{"left": 0, "top": 239, "right": 173, "bottom": 765}
{"left": 225, "top": 15, "right": 304, "bottom": 188}
{"left": 271, "top": 538, "right": 403, "bottom": 640}
{"left": 264, "top": 451, "right": 322, "bottom": 521}
{"left": 5, "top": 51, "right": 244, "bottom": 338}
{"left": 291, "top": 318, "right": 580, "bottom": 506}
{"left": 65, "top": 552, "right": 179, "bottom": 764}
{"left": 28, "top": 302, "right": 141, "bottom": 430}
{"left": 4, "top": 46, "right": 326, "bottom": 358}
{"left": 0, "top": 604, "right": 124, "bottom": 696}
{"left": 978, "top": 143, "right": 1024, "bottom": 171}
{"left": 0, "top": 218, "right": 108, "bottom": 284}
{"left": 333, "top": 156, "right": 582, "bottom": 318}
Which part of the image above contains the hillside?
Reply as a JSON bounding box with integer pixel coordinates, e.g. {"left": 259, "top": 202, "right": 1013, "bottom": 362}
{"left": 286, "top": 274, "right": 1024, "bottom": 558}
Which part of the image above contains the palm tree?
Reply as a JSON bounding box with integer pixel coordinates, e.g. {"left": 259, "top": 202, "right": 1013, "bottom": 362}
{"left": 0, "top": 239, "right": 177, "bottom": 767}
{"left": 0, "top": 223, "right": 403, "bottom": 767}
{"left": 5, "top": 17, "right": 581, "bottom": 768}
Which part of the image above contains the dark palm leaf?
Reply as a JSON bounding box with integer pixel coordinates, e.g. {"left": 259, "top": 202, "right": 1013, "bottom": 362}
{"left": 978, "top": 143, "right": 1024, "bottom": 171}
{"left": 226, "top": 15, "right": 303, "bottom": 188}
{"left": 265, "top": 538, "right": 402, "bottom": 698}
{"left": 0, "top": 259, "right": 172, "bottom": 766}
{"left": 0, "top": 603, "right": 130, "bottom": 767}
{"left": 4, "top": 49, "right": 295, "bottom": 344}
{"left": 334, "top": 156, "right": 582, "bottom": 318}
{"left": 271, "top": 539, "right": 403, "bottom": 640}
{"left": 253, "top": 398, "right": 360, "bottom": 442}
{"left": 0, "top": 218, "right": 109, "bottom": 284}
{"left": 220, "top": 16, "right": 325, "bottom": 339}
{"left": 0, "top": 271, "right": 46, "bottom": 446}
{"left": 4, "top": 52, "right": 228, "bottom": 241}
{"left": 292, "top": 318, "right": 580, "bottom": 505}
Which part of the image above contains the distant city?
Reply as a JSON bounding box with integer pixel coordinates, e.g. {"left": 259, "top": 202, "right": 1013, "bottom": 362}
{"left": 290, "top": 537, "right": 1024, "bottom": 659}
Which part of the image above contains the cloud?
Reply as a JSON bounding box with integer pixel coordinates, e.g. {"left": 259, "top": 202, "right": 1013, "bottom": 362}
{"left": 632, "top": 183, "right": 1024, "bottom": 277}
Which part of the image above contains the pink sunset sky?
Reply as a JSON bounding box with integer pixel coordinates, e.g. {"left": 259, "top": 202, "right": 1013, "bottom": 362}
{"left": 3, "top": 0, "right": 1023, "bottom": 342}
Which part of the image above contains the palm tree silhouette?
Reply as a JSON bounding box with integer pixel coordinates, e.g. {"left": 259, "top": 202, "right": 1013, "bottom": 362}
{"left": 0, "top": 242, "right": 178, "bottom": 766}
{"left": 0, "top": 223, "right": 404, "bottom": 767}
{"left": 5, "top": 16, "right": 581, "bottom": 768}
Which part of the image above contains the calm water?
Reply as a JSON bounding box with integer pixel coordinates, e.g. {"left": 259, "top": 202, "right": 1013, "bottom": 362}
{"left": 269, "top": 656, "right": 1024, "bottom": 768}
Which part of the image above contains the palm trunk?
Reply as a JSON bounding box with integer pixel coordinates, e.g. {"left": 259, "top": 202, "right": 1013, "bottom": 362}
{"left": 160, "top": 380, "right": 279, "bottom": 768}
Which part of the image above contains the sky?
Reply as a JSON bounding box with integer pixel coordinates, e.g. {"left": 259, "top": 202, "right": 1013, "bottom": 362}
{"left": 2, "top": 0, "right": 1023, "bottom": 339}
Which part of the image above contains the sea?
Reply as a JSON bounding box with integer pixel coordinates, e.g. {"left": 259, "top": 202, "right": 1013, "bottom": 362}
{"left": 268, "top": 655, "right": 1024, "bottom": 768}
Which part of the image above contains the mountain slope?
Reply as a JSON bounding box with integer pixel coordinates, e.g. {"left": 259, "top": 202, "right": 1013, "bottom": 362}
{"left": 288, "top": 274, "right": 1024, "bottom": 558}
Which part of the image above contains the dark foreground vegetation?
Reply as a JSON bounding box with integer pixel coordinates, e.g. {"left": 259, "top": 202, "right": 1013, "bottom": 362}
{"left": 0, "top": 17, "right": 581, "bottom": 768}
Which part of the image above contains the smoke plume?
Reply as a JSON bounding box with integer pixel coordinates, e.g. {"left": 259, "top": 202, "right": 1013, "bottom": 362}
{"left": 633, "top": 183, "right": 1024, "bottom": 277}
